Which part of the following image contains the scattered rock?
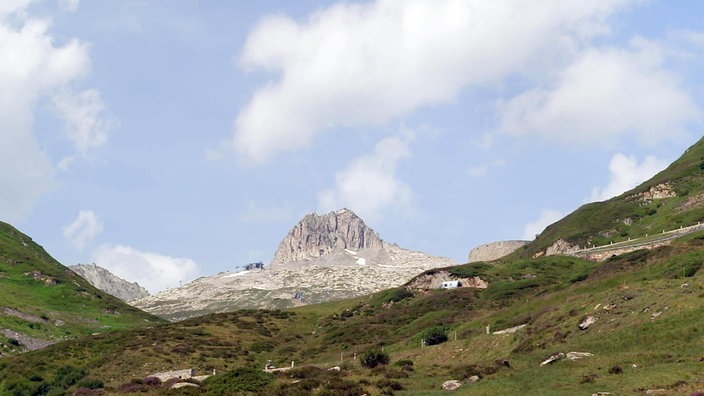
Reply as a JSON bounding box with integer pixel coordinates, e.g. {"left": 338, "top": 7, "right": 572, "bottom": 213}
{"left": 579, "top": 316, "right": 598, "bottom": 330}
{"left": 171, "top": 382, "right": 199, "bottom": 389}
{"left": 629, "top": 183, "right": 677, "bottom": 203}
{"left": 442, "top": 380, "right": 462, "bottom": 390}
{"left": 566, "top": 352, "right": 593, "bottom": 361}
{"left": 492, "top": 324, "right": 526, "bottom": 335}
{"left": 540, "top": 352, "right": 565, "bottom": 366}
{"left": 467, "top": 375, "right": 480, "bottom": 383}
{"left": 644, "top": 389, "right": 667, "bottom": 395}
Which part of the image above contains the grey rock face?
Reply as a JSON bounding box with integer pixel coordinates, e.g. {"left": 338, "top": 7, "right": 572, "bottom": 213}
{"left": 271, "top": 208, "right": 384, "bottom": 264}
{"left": 70, "top": 263, "right": 150, "bottom": 302}
{"left": 468, "top": 240, "right": 529, "bottom": 263}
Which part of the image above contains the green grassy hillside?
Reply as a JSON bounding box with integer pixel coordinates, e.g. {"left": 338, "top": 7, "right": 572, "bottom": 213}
{"left": 0, "top": 221, "right": 163, "bottom": 357}
{"left": 522, "top": 136, "right": 704, "bottom": 258}
{"left": 4, "top": 236, "right": 704, "bottom": 395}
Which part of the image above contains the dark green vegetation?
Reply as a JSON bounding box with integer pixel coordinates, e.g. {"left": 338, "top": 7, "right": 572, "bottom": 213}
{"left": 0, "top": 221, "right": 162, "bottom": 357}
{"left": 2, "top": 137, "right": 704, "bottom": 395}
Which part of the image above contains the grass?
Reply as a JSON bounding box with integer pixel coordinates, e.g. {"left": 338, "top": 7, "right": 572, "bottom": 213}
{"left": 7, "top": 243, "right": 704, "bottom": 394}
{"left": 0, "top": 222, "right": 162, "bottom": 357}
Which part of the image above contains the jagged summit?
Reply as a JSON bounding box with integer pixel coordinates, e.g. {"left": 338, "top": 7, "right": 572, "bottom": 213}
{"left": 271, "top": 208, "right": 385, "bottom": 265}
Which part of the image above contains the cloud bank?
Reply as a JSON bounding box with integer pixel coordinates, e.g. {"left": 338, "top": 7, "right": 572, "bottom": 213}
{"left": 500, "top": 40, "right": 701, "bottom": 145}
{"left": 230, "top": 0, "right": 638, "bottom": 162}
{"left": 0, "top": 4, "right": 114, "bottom": 221}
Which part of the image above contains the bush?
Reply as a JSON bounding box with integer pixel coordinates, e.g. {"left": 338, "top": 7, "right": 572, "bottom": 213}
{"left": 360, "top": 350, "right": 390, "bottom": 368}
{"left": 202, "top": 367, "right": 274, "bottom": 395}
{"left": 421, "top": 326, "right": 448, "bottom": 346}
{"left": 376, "top": 378, "right": 404, "bottom": 391}
{"left": 77, "top": 378, "right": 104, "bottom": 389}
{"left": 53, "top": 365, "right": 86, "bottom": 389}
{"left": 374, "top": 288, "right": 413, "bottom": 305}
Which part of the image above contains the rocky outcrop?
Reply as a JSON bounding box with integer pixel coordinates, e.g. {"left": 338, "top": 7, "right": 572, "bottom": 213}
{"left": 629, "top": 183, "right": 677, "bottom": 203}
{"left": 468, "top": 240, "right": 529, "bottom": 262}
{"left": 271, "top": 209, "right": 384, "bottom": 264}
{"left": 70, "top": 263, "right": 150, "bottom": 302}
{"left": 545, "top": 239, "right": 581, "bottom": 256}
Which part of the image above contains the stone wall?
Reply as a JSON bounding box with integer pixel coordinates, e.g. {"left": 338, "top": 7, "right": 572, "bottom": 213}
{"left": 468, "top": 240, "right": 529, "bottom": 263}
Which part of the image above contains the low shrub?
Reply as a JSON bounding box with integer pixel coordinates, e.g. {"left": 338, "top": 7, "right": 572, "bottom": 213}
{"left": 77, "top": 378, "right": 104, "bottom": 389}
{"left": 376, "top": 378, "right": 404, "bottom": 391}
{"left": 360, "top": 350, "right": 390, "bottom": 368}
{"left": 53, "top": 365, "right": 86, "bottom": 389}
{"left": 421, "top": 326, "right": 448, "bottom": 346}
{"left": 202, "top": 367, "right": 274, "bottom": 395}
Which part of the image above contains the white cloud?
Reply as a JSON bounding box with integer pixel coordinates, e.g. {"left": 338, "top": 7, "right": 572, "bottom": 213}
{"left": 92, "top": 244, "right": 200, "bottom": 294}
{"left": 589, "top": 153, "right": 668, "bottom": 202}
{"left": 500, "top": 40, "right": 701, "bottom": 145}
{"left": 228, "top": 0, "right": 635, "bottom": 162}
{"left": 318, "top": 132, "right": 414, "bottom": 221}
{"left": 523, "top": 209, "right": 565, "bottom": 240}
{"left": 63, "top": 210, "right": 103, "bottom": 250}
{"left": 53, "top": 89, "right": 116, "bottom": 169}
{"left": 0, "top": 4, "right": 110, "bottom": 221}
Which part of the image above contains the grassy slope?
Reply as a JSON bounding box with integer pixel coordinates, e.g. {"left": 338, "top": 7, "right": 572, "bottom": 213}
{"left": 0, "top": 221, "right": 162, "bottom": 356}
{"left": 3, "top": 239, "right": 704, "bottom": 394}
{"left": 521, "top": 136, "right": 704, "bottom": 258}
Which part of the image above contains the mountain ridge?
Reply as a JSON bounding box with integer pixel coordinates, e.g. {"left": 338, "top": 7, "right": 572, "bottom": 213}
{"left": 69, "top": 263, "right": 150, "bottom": 302}
{"left": 133, "top": 209, "right": 456, "bottom": 320}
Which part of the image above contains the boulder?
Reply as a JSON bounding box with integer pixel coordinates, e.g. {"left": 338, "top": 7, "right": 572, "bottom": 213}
{"left": 566, "top": 352, "right": 593, "bottom": 361}
{"left": 441, "top": 380, "right": 462, "bottom": 390}
{"left": 171, "top": 382, "right": 199, "bottom": 389}
{"left": 579, "top": 316, "right": 598, "bottom": 330}
{"left": 540, "top": 352, "right": 565, "bottom": 366}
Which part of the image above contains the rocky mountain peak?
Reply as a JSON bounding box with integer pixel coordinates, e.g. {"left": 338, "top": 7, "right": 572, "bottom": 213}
{"left": 271, "top": 209, "right": 385, "bottom": 264}
{"left": 69, "top": 263, "right": 150, "bottom": 302}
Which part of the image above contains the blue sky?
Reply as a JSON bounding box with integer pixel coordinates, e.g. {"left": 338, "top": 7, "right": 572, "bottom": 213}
{"left": 2, "top": 0, "right": 703, "bottom": 293}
